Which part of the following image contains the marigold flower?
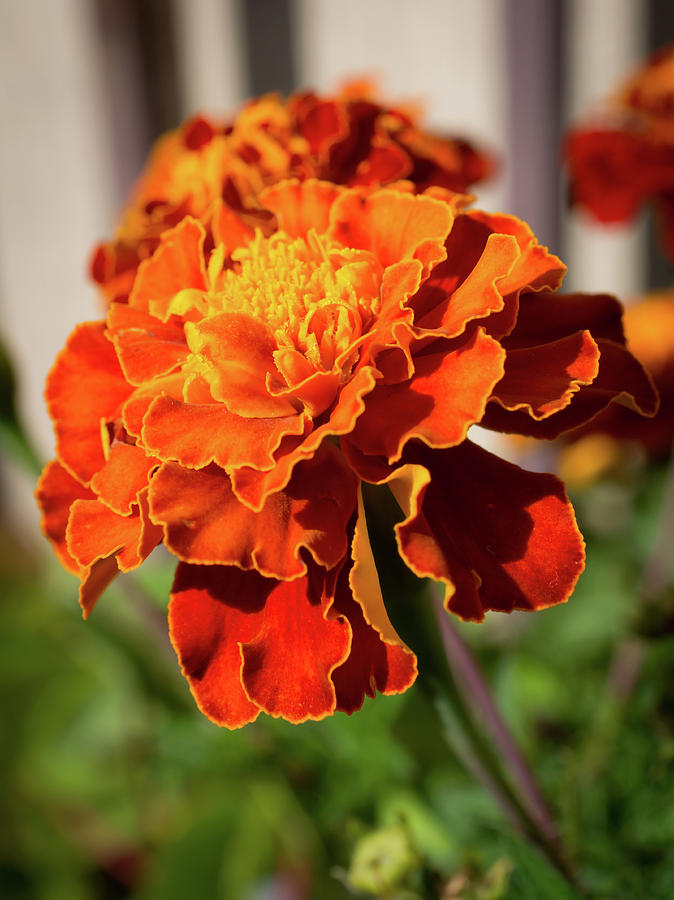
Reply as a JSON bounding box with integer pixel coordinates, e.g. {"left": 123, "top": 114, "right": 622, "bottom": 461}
{"left": 37, "top": 178, "right": 657, "bottom": 727}
{"left": 90, "top": 87, "right": 492, "bottom": 305}
{"left": 565, "top": 44, "right": 674, "bottom": 260}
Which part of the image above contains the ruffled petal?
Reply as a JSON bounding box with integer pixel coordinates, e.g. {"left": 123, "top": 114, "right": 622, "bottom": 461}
{"left": 142, "top": 394, "right": 307, "bottom": 471}
{"left": 329, "top": 187, "right": 454, "bottom": 275}
{"left": 331, "top": 491, "right": 417, "bottom": 713}
{"left": 394, "top": 441, "right": 585, "bottom": 621}
{"left": 351, "top": 328, "right": 506, "bottom": 461}
{"left": 107, "top": 303, "right": 188, "bottom": 386}
{"left": 148, "top": 442, "right": 357, "bottom": 578}
{"left": 184, "top": 312, "right": 298, "bottom": 417}
{"left": 230, "top": 365, "right": 378, "bottom": 511}
{"left": 89, "top": 443, "right": 160, "bottom": 515}
{"left": 46, "top": 322, "right": 133, "bottom": 485}
{"left": 504, "top": 291, "right": 626, "bottom": 348}
{"left": 260, "top": 178, "right": 346, "bottom": 237}
{"left": 483, "top": 338, "right": 658, "bottom": 438}
{"left": 240, "top": 569, "right": 351, "bottom": 722}
{"left": 169, "top": 564, "right": 266, "bottom": 728}
{"left": 129, "top": 217, "right": 207, "bottom": 318}
{"left": 492, "top": 330, "right": 600, "bottom": 419}
{"left": 36, "top": 459, "right": 96, "bottom": 574}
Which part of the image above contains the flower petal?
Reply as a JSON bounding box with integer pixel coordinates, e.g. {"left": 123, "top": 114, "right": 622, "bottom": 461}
{"left": 46, "top": 322, "right": 133, "bottom": 485}
{"left": 351, "top": 328, "right": 506, "bottom": 462}
{"left": 184, "top": 312, "right": 298, "bottom": 417}
{"left": 149, "top": 442, "right": 357, "bottom": 578}
{"left": 394, "top": 441, "right": 585, "bottom": 621}
{"left": 260, "top": 178, "right": 346, "bottom": 237}
{"left": 36, "top": 459, "right": 95, "bottom": 574}
{"left": 89, "top": 443, "right": 160, "bottom": 515}
{"left": 107, "top": 303, "right": 188, "bottom": 386}
{"left": 492, "top": 330, "right": 600, "bottom": 419}
{"left": 169, "top": 563, "right": 265, "bottom": 728}
{"left": 142, "top": 394, "right": 307, "bottom": 471}
{"left": 331, "top": 491, "right": 417, "bottom": 714}
{"left": 483, "top": 338, "right": 658, "bottom": 438}
{"left": 329, "top": 187, "right": 454, "bottom": 275}
{"left": 129, "top": 217, "right": 207, "bottom": 318}
{"left": 240, "top": 569, "right": 351, "bottom": 722}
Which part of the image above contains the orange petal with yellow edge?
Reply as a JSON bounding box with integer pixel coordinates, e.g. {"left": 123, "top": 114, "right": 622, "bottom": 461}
{"left": 107, "top": 303, "right": 188, "bottom": 386}
{"left": 329, "top": 187, "right": 453, "bottom": 276}
{"left": 89, "top": 442, "right": 160, "bottom": 515}
{"left": 351, "top": 328, "right": 506, "bottom": 462}
{"left": 129, "top": 217, "right": 207, "bottom": 318}
{"left": 149, "top": 442, "right": 357, "bottom": 578}
{"left": 36, "top": 459, "right": 96, "bottom": 574}
{"left": 46, "top": 322, "right": 133, "bottom": 485}
{"left": 185, "top": 312, "right": 297, "bottom": 418}
{"left": 260, "top": 178, "right": 346, "bottom": 238}
{"left": 142, "top": 394, "right": 307, "bottom": 471}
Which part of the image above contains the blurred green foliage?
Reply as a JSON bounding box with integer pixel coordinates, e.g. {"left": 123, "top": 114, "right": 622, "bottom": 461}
{"left": 2, "top": 454, "right": 674, "bottom": 898}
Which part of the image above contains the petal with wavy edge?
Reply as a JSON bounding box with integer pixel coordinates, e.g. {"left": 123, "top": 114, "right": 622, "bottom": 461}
{"left": 230, "top": 365, "right": 378, "bottom": 511}
{"left": 46, "top": 322, "right": 133, "bottom": 485}
{"left": 351, "top": 328, "right": 506, "bottom": 462}
{"left": 260, "top": 179, "right": 346, "bottom": 237}
{"left": 504, "top": 290, "right": 626, "bottom": 348}
{"left": 240, "top": 570, "right": 351, "bottom": 722}
{"left": 492, "top": 331, "right": 600, "bottom": 419}
{"left": 393, "top": 441, "right": 585, "bottom": 622}
{"left": 328, "top": 188, "right": 453, "bottom": 276}
{"left": 89, "top": 443, "right": 160, "bottom": 515}
{"left": 142, "top": 394, "right": 307, "bottom": 471}
{"left": 169, "top": 564, "right": 265, "bottom": 728}
{"left": 129, "top": 217, "right": 207, "bottom": 318}
{"left": 122, "top": 373, "right": 186, "bottom": 437}
{"left": 107, "top": 303, "right": 188, "bottom": 386}
{"left": 36, "top": 459, "right": 96, "bottom": 574}
{"left": 66, "top": 487, "right": 162, "bottom": 577}
{"left": 210, "top": 199, "right": 255, "bottom": 251}
{"left": 415, "top": 232, "right": 519, "bottom": 334}
{"left": 331, "top": 491, "right": 417, "bottom": 713}
{"left": 184, "top": 312, "right": 297, "bottom": 417}
{"left": 149, "top": 442, "right": 357, "bottom": 578}
{"left": 483, "top": 338, "right": 659, "bottom": 438}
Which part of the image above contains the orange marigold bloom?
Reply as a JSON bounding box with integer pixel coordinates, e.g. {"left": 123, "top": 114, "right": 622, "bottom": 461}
{"left": 565, "top": 44, "right": 674, "bottom": 260}
{"left": 37, "top": 179, "right": 657, "bottom": 728}
{"left": 91, "top": 87, "right": 493, "bottom": 305}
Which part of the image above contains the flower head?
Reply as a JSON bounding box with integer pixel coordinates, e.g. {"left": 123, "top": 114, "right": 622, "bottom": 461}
{"left": 91, "top": 87, "right": 493, "bottom": 305}
{"left": 565, "top": 43, "right": 674, "bottom": 260}
{"left": 37, "top": 178, "right": 657, "bottom": 727}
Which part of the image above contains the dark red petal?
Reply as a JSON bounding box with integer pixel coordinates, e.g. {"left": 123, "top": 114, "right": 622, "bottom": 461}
{"left": 169, "top": 564, "right": 266, "bottom": 728}
{"left": 395, "top": 441, "right": 585, "bottom": 621}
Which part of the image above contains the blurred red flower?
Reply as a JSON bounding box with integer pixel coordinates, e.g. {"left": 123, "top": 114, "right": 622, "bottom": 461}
{"left": 37, "top": 179, "right": 657, "bottom": 727}
{"left": 565, "top": 44, "right": 674, "bottom": 261}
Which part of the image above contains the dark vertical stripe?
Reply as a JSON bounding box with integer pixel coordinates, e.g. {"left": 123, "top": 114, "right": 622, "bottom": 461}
{"left": 239, "top": 0, "right": 296, "bottom": 96}
{"left": 505, "top": 0, "right": 564, "bottom": 252}
{"left": 135, "top": 0, "right": 183, "bottom": 137}
{"left": 647, "top": 0, "right": 674, "bottom": 288}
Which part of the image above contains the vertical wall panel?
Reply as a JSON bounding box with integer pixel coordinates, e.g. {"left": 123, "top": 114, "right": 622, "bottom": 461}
{"left": 294, "top": 0, "right": 509, "bottom": 212}
{"left": 563, "top": 0, "right": 647, "bottom": 298}
{"left": 172, "top": 0, "right": 246, "bottom": 116}
{"left": 0, "top": 0, "right": 116, "bottom": 459}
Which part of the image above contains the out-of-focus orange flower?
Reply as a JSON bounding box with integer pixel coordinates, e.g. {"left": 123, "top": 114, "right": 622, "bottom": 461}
{"left": 565, "top": 44, "right": 674, "bottom": 261}
{"left": 37, "top": 179, "right": 657, "bottom": 728}
{"left": 560, "top": 290, "right": 674, "bottom": 479}
{"left": 91, "top": 87, "right": 493, "bottom": 305}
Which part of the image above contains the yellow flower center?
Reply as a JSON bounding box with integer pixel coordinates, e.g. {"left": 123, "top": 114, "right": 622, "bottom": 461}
{"left": 201, "top": 229, "right": 383, "bottom": 371}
